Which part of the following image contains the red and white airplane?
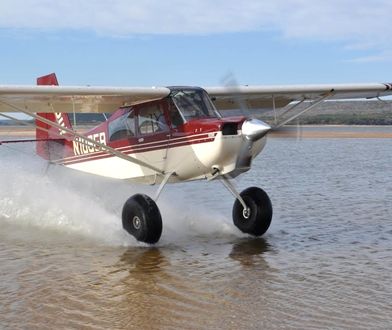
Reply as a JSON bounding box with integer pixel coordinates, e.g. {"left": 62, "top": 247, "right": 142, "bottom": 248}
{"left": 1, "top": 73, "right": 391, "bottom": 243}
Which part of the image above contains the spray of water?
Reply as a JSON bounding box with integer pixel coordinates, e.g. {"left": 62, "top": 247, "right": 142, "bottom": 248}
{"left": 0, "top": 145, "right": 239, "bottom": 246}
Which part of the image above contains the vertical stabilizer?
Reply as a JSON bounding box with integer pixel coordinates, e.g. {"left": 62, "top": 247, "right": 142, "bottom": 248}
{"left": 36, "top": 73, "right": 72, "bottom": 160}
{"left": 37, "top": 73, "right": 59, "bottom": 86}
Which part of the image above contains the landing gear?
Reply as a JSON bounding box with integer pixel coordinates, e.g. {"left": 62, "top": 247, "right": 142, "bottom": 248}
{"left": 121, "top": 176, "right": 272, "bottom": 243}
{"left": 232, "top": 187, "right": 273, "bottom": 236}
{"left": 122, "top": 194, "right": 163, "bottom": 244}
{"left": 220, "top": 176, "right": 272, "bottom": 236}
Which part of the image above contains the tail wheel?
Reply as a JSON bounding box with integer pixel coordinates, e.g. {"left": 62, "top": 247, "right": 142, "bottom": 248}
{"left": 232, "top": 187, "right": 273, "bottom": 236}
{"left": 122, "top": 194, "right": 162, "bottom": 244}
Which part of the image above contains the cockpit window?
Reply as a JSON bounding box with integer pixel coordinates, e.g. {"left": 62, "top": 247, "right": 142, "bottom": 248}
{"left": 171, "top": 89, "right": 221, "bottom": 121}
{"left": 138, "top": 103, "right": 169, "bottom": 135}
{"left": 109, "top": 110, "right": 136, "bottom": 141}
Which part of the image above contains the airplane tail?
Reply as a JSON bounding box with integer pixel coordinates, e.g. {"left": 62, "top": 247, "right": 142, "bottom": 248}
{"left": 36, "top": 73, "right": 73, "bottom": 160}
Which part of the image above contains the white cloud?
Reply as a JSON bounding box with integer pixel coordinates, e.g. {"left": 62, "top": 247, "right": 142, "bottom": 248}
{"left": 0, "top": 0, "right": 391, "bottom": 52}
{"left": 346, "top": 52, "right": 392, "bottom": 63}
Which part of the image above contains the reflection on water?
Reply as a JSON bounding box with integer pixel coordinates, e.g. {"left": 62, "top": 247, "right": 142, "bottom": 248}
{"left": 112, "top": 239, "right": 274, "bottom": 329}
{"left": 120, "top": 247, "right": 167, "bottom": 273}
{"left": 229, "top": 238, "right": 270, "bottom": 266}
{"left": 1, "top": 135, "right": 392, "bottom": 329}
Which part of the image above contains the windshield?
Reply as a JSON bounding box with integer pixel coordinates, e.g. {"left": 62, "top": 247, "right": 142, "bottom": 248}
{"left": 171, "top": 89, "right": 221, "bottom": 121}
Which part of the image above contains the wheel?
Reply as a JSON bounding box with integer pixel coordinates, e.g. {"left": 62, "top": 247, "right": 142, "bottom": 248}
{"left": 122, "top": 194, "right": 163, "bottom": 244}
{"left": 232, "top": 187, "right": 273, "bottom": 236}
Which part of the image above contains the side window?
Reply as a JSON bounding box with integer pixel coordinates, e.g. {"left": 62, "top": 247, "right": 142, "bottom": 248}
{"left": 138, "top": 104, "right": 169, "bottom": 135}
{"left": 108, "top": 110, "right": 136, "bottom": 141}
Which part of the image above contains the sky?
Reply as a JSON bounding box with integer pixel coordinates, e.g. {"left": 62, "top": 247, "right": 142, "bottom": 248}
{"left": 1, "top": 0, "right": 392, "bottom": 87}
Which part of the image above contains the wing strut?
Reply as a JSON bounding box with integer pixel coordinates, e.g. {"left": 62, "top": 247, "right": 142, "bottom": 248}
{"left": 275, "top": 90, "right": 335, "bottom": 128}
{"left": 0, "top": 100, "right": 165, "bottom": 175}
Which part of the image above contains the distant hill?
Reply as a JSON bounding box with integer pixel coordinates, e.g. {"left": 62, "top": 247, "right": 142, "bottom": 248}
{"left": 226, "top": 100, "right": 392, "bottom": 125}
{"left": 287, "top": 100, "right": 392, "bottom": 125}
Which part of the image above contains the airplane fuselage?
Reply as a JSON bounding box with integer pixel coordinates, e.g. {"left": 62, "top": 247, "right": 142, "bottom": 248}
{"left": 52, "top": 87, "right": 269, "bottom": 183}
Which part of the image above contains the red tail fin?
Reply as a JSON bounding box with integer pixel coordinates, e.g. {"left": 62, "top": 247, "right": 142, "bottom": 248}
{"left": 36, "top": 73, "right": 72, "bottom": 160}
{"left": 37, "top": 73, "right": 59, "bottom": 86}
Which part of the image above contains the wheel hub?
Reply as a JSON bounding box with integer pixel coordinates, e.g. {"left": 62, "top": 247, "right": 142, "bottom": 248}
{"left": 243, "top": 207, "right": 251, "bottom": 219}
{"left": 132, "top": 216, "right": 141, "bottom": 230}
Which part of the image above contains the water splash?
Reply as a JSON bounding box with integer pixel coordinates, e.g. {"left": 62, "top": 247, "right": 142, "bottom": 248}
{"left": 0, "top": 145, "right": 238, "bottom": 246}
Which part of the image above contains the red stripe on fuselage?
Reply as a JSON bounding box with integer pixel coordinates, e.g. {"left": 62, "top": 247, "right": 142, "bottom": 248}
{"left": 54, "top": 133, "right": 217, "bottom": 166}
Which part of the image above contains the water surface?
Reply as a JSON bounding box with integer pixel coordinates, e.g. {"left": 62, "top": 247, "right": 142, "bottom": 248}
{"left": 1, "top": 132, "right": 391, "bottom": 329}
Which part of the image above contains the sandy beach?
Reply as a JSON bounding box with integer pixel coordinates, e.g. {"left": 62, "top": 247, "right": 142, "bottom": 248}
{"left": 269, "top": 126, "right": 392, "bottom": 138}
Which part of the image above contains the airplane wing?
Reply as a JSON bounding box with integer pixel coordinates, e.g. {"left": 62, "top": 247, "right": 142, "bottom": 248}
{"left": 1, "top": 81, "right": 391, "bottom": 117}
{"left": 0, "top": 85, "right": 171, "bottom": 113}
{"left": 205, "top": 83, "right": 392, "bottom": 110}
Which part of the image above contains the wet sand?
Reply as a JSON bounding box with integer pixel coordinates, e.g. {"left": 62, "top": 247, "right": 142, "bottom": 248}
{"left": 269, "top": 126, "right": 392, "bottom": 138}
{"left": 0, "top": 126, "right": 35, "bottom": 137}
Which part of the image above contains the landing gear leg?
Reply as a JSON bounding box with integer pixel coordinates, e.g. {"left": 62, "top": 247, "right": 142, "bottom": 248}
{"left": 221, "top": 176, "right": 273, "bottom": 236}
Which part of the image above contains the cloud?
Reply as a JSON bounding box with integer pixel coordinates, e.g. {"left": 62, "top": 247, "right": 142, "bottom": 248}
{"left": 1, "top": 0, "right": 391, "bottom": 52}
{"left": 346, "top": 53, "right": 392, "bottom": 63}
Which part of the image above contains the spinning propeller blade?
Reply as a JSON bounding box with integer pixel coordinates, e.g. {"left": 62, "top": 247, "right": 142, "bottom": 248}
{"left": 219, "top": 72, "right": 302, "bottom": 138}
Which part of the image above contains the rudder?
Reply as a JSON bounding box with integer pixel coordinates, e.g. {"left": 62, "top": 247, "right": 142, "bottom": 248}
{"left": 36, "top": 73, "right": 73, "bottom": 160}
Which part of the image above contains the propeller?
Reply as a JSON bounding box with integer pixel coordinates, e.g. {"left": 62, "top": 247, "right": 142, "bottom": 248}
{"left": 220, "top": 72, "right": 250, "bottom": 118}
{"left": 219, "top": 72, "right": 302, "bottom": 139}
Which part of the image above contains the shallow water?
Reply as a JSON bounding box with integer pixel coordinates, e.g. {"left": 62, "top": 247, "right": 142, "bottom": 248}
{"left": 1, "top": 133, "right": 392, "bottom": 329}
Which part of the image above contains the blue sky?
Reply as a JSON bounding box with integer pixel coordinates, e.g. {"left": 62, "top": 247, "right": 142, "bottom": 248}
{"left": 1, "top": 0, "right": 392, "bottom": 87}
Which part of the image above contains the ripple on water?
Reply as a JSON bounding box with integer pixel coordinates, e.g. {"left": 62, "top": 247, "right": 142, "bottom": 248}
{"left": 1, "top": 137, "right": 392, "bottom": 329}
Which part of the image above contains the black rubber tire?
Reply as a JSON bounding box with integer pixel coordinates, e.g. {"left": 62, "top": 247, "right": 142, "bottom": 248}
{"left": 232, "top": 187, "right": 273, "bottom": 236}
{"left": 122, "top": 194, "right": 163, "bottom": 244}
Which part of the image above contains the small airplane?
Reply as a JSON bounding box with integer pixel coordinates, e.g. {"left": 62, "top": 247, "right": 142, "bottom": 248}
{"left": 1, "top": 73, "right": 391, "bottom": 244}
